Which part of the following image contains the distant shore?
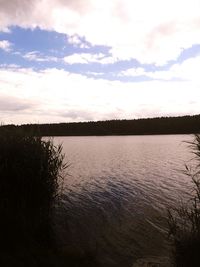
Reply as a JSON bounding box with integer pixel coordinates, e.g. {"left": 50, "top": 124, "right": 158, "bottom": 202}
{"left": 2, "top": 114, "right": 200, "bottom": 136}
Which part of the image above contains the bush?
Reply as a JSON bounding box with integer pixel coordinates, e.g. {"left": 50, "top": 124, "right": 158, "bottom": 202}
{"left": 0, "top": 126, "right": 66, "bottom": 249}
{"left": 168, "top": 134, "right": 200, "bottom": 267}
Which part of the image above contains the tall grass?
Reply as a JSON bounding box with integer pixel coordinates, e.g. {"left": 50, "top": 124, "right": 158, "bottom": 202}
{"left": 168, "top": 134, "right": 200, "bottom": 267}
{"left": 0, "top": 126, "right": 67, "bottom": 249}
{"left": 0, "top": 127, "right": 100, "bottom": 266}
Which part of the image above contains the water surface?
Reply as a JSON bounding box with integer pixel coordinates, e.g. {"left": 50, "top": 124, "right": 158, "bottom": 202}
{"left": 54, "top": 135, "right": 194, "bottom": 266}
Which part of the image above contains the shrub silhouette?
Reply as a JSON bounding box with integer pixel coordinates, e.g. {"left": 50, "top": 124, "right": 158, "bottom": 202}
{"left": 0, "top": 127, "right": 66, "bottom": 249}
{"left": 168, "top": 134, "right": 200, "bottom": 267}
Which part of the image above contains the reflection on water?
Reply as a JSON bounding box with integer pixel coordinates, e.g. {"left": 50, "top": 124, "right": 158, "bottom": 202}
{"left": 53, "top": 135, "right": 193, "bottom": 266}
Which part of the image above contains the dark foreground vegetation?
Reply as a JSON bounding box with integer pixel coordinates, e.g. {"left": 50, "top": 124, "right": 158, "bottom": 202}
{"left": 168, "top": 134, "right": 200, "bottom": 267}
{"left": 2, "top": 114, "right": 200, "bottom": 136}
{"left": 0, "top": 128, "right": 99, "bottom": 267}
{"left": 1, "top": 126, "right": 200, "bottom": 266}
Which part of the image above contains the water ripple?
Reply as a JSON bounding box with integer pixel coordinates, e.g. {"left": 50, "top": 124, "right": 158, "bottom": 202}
{"left": 53, "top": 135, "right": 193, "bottom": 266}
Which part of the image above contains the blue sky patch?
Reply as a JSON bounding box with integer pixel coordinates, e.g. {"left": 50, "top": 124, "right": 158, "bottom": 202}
{"left": 0, "top": 26, "right": 200, "bottom": 83}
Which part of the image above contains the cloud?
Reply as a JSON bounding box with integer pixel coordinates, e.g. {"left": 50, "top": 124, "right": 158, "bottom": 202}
{"left": 0, "top": 64, "right": 19, "bottom": 68}
{"left": 58, "top": 110, "right": 95, "bottom": 121}
{"left": 0, "top": 40, "right": 12, "bottom": 52}
{"left": 67, "top": 34, "right": 89, "bottom": 48}
{"left": 0, "top": 0, "right": 200, "bottom": 65}
{"left": 0, "top": 66, "right": 199, "bottom": 124}
{"left": 0, "top": 93, "right": 38, "bottom": 124}
{"left": 86, "top": 71, "right": 104, "bottom": 76}
{"left": 23, "top": 51, "right": 59, "bottom": 62}
{"left": 120, "top": 68, "right": 146, "bottom": 77}
{"left": 120, "top": 55, "right": 200, "bottom": 82}
{"left": 0, "top": 95, "right": 35, "bottom": 112}
{"left": 63, "top": 52, "right": 117, "bottom": 64}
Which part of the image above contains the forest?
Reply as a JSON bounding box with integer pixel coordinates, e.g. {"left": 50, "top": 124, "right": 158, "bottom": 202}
{"left": 2, "top": 114, "right": 200, "bottom": 136}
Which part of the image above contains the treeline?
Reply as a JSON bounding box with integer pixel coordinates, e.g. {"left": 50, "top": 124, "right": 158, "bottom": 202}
{"left": 3, "top": 114, "right": 200, "bottom": 136}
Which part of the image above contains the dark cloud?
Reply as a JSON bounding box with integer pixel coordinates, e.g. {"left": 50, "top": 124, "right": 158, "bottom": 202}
{"left": 0, "top": 95, "right": 35, "bottom": 112}
{"left": 0, "top": 0, "right": 36, "bottom": 28}
{"left": 0, "top": 0, "right": 91, "bottom": 30}
{"left": 0, "top": 0, "right": 89, "bottom": 14}
{"left": 56, "top": 0, "right": 91, "bottom": 12}
{"left": 0, "top": 0, "right": 35, "bottom": 14}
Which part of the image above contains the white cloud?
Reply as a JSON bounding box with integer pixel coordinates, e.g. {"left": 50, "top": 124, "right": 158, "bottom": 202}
{"left": 67, "top": 34, "right": 89, "bottom": 48}
{"left": 120, "top": 68, "right": 146, "bottom": 77}
{"left": 0, "top": 63, "right": 20, "bottom": 68}
{"left": 0, "top": 0, "right": 200, "bottom": 64}
{"left": 120, "top": 55, "right": 200, "bottom": 83}
{"left": 63, "top": 52, "right": 117, "bottom": 64}
{"left": 23, "top": 51, "right": 59, "bottom": 62}
{"left": 169, "top": 56, "right": 200, "bottom": 82}
{"left": 0, "top": 40, "right": 12, "bottom": 52}
{"left": 0, "top": 66, "right": 199, "bottom": 124}
{"left": 86, "top": 71, "right": 104, "bottom": 76}
{"left": 63, "top": 53, "right": 89, "bottom": 64}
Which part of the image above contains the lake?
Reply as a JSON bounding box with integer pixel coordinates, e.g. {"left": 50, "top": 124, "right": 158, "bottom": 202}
{"left": 53, "top": 135, "right": 194, "bottom": 267}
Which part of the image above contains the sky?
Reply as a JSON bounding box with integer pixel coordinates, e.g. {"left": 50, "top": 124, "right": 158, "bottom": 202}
{"left": 0, "top": 0, "right": 200, "bottom": 124}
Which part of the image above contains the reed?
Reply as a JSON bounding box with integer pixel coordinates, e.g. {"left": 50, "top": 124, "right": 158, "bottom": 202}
{"left": 0, "top": 126, "right": 100, "bottom": 266}
{"left": 0, "top": 127, "right": 66, "bottom": 249}
{"left": 168, "top": 134, "right": 200, "bottom": 267}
